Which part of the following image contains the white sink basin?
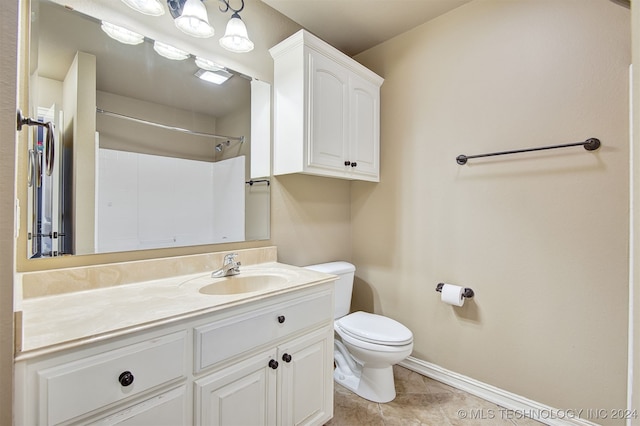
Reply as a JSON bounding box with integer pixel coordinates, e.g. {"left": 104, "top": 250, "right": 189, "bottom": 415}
{"left": 198, "top": 274, "right": 289, "bottom": 295}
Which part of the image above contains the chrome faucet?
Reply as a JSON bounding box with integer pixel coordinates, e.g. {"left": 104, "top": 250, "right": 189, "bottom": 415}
{"left": 212, "top": 253, "right": 241, "bottom": 278}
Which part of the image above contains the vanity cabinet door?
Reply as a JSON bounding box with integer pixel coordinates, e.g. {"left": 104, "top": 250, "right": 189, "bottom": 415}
{"left": 194, "top": 349, "right": 278, "bottom": 426}
{"left": 278, "top": 327, "right": 334, "bottom": 426}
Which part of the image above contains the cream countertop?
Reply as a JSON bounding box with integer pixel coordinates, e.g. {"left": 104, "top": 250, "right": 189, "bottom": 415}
{"left": 17, "top": 262, "right": 335, "bottom": 358}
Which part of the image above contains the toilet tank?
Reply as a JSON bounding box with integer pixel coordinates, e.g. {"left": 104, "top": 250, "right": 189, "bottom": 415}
{"left": 304, "top": 261, "right": 355, "bottom": 319}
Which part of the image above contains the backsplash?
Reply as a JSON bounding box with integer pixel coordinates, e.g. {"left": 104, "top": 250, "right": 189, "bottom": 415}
{"left": 17, "top": 247, "right": 277, "bottom": 299}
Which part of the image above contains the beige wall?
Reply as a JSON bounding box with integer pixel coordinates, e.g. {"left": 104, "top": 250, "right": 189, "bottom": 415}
{"left": 271, "top": 174, "right": 352, "bottom": 266}
{"left": 353, "top": 0, "right": 630, "bottom": 419}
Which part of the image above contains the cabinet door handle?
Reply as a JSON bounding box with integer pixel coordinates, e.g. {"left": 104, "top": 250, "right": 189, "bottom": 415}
{"left": 344, "top": 161, "right": 351, "bottom": 166}
{"left": 351, "top": 162, "right": 357, "bottom": 167}
{"left": 277, "top": 315, "right": 285, "bottom": 324}
{"left": 118, "top": 371, "right": 134, "bottom": 387}
{"left": 282, "top": 353, "right": 292, "bottom": 363}
{"left": 268, "top": 359, "right": 279, "bottom": 369}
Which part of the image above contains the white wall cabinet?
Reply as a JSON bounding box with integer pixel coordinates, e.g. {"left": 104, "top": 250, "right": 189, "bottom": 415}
{"left": 270, "top": 30, "right": 383, "bottom": 182}
{"left": 15, "top": 283, "right": 334, "bottom": 426}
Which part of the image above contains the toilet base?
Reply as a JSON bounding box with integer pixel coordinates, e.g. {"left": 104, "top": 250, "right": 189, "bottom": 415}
{"left": 335, "top": 365, "right": 396, "bottom": 403}
{"left": 333, "top": 355, "right": 396, "bottom": 403}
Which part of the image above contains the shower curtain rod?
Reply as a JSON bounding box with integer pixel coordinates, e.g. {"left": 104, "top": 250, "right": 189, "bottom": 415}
{"left": 456, "top": 138, "right": 601, "bottom": 165}
{"left": 96, "top": 108, "right": 245, "bottom": 143}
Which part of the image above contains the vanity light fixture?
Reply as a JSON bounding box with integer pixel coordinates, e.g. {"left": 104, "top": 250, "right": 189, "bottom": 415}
{"left": 153, "top": 41, "right": 190, "bottom": 60}
{"left": 101, "top": 21, "right": 145, "bottom": 45}
{"left": 121, "top": 0, "right": 165, "bottom": 16}
{"left": 123, "top": 0, "right": 254, "bottom": 53}
{"left": 195, "top": 68, "right": 233, "bottom": 85}
{"left": 172, "top": 0, "right": 215, "bottom": 38}
{"left": 219, "top": 0, "right": 254, "bottom": 53}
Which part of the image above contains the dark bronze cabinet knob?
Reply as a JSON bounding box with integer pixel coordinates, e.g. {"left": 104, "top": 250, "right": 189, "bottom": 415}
{"left": 118, "top": 371, "right": 134, "bottom": 387}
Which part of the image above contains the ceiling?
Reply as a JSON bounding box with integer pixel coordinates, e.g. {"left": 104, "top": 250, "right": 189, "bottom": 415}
{"left": 261, "top": 0, "right": 473, "bottom": 56}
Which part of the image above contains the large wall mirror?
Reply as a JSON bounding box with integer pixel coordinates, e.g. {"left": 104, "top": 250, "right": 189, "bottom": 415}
{"left": 23, "top": 0, "right": 273, "bottom": 259}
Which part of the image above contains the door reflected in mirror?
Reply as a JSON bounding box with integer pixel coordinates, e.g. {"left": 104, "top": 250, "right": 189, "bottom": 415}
{"left": 25, "top": 0, "right": 270, "bottom": 258}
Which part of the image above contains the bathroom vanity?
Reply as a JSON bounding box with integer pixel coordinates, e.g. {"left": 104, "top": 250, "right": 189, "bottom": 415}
{"left": 14, "top": 248, "right": 335, "bottom": 425}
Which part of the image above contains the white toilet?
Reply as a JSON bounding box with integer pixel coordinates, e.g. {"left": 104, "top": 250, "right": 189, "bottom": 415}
{"left": 305, "top": 261, "right": 413, "bottom": 403}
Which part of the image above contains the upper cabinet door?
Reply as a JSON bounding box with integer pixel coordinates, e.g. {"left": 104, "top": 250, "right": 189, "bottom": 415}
{"left": 349, "top": 74, "right": 380, "bottom": 180}
{"left": 308, "top": 52, "right": 349, "bottom": 172}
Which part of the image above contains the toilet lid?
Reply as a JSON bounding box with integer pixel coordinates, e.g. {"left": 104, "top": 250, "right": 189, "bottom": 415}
{"left": 336, "top": 311, "right": 413, "bottom": 346}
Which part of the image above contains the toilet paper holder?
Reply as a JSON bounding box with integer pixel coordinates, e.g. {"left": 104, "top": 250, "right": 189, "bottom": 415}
{"left": 436, "top": 283, "right": 474, "bottom": 299}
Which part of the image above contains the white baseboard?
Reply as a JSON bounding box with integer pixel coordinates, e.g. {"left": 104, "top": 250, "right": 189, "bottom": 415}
{"left": 399, "top": 356, "right": 602, "bottom": 426}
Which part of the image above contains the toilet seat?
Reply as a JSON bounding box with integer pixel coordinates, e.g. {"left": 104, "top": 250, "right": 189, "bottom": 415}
{"left": 335, "top": 311, "right": 413, "bottom": 346}
{"left": 336, "top": 326, "right": 414, "bottom": 353}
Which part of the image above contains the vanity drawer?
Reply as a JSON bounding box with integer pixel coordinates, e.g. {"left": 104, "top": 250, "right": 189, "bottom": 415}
{"left": 195, "top": 290, "right": 332, "bottom": 373}
{"left": 38, "top": 331, "right": 187, "bottom": 425}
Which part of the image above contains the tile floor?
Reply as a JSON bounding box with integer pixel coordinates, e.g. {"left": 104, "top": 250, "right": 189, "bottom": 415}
{"left": 326, "top": 366, "right": 545, "bottom": 425}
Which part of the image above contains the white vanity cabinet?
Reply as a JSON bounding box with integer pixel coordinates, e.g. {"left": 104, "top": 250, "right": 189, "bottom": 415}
{"left": 195, "top": 328, "right": 333, "bottom": 426}
{"left": 270, "top": 30, "right": 383, "bottom": 182}
{"left": 194, "top": 286, "right": 334, "bottom": 426}
{"left": 15, "top": 282, "right": 334, "bottom": 426}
